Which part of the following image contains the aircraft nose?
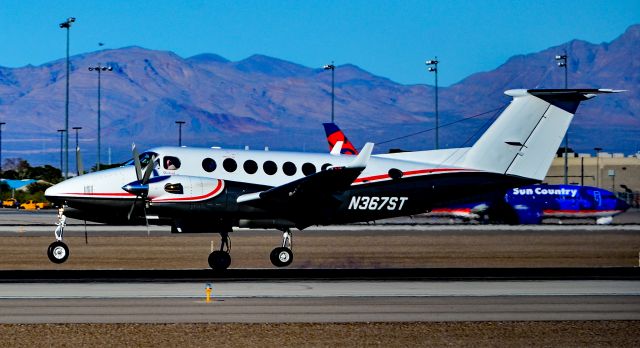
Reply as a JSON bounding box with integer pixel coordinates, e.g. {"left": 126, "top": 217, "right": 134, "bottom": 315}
{"left": 45, "top": 180, "right": 71, "bottom": 205}
{"left": 615, "top": 198, "right": 630, "bottom": 212}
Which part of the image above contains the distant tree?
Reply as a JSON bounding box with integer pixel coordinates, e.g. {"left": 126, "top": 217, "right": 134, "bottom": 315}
{"left": 1, "top": 158, "right": 63, "bottom": 183}
{"left": 1, "top": 170, "right": 18, "bottom": 179}
{"left": 27, "top": 165, "right": 62, "bottom": 183}
{"left": 27, "top": 182, "right": 52, "bottom": 194}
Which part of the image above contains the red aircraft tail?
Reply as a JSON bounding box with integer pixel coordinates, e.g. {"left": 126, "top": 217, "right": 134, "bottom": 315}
{"left": 322, "top": 123, "right": 358, "bottom": 155}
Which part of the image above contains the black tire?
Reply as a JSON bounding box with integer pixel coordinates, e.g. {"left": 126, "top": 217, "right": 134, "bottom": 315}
{"left": 47, "top": 241, "right": 69, "bottom": 264}
{"left": 270, "top": 247, "right": 293, "bottom": 267}
{"left": 208, "top": 250, "right": 231, "bottom": 270}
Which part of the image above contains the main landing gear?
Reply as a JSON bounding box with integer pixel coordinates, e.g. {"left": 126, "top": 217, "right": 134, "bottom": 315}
{"left": 206, "top": 229, "right": 295, "bottom": 270}
{"left": 47, "top": 207, "right": 69, "bottom": 264}
{"left": 208, "top": 232, "right": 231, "bottom": 271}
{"left": 270, "top": 229, "right": 293, "bottom": 267}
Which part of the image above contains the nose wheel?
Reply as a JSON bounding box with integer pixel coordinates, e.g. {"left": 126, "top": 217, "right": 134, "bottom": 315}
{"left": 270, "top": 247, "right": 293, "bottom": 267}
{"left": 270, "top": 229, "right": 293, "bottom": 267}
{"left": 47, "top": 241, "right": 69, "bottom": 264}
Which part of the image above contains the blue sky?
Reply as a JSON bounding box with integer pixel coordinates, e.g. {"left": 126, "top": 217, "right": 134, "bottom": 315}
{"left": 1, "top": 0, "right": 639, "bottom": 86}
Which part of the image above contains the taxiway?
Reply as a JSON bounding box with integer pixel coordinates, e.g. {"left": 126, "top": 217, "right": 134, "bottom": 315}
{"left": 0, "top": 280, "right": 639, "bottom": 323}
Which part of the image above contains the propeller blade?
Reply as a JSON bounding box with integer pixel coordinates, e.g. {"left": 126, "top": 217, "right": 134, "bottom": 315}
{"left": 76, "top": 146, "right": 84, "bottom": 176}
{"left": 132, "top": 143, "right": 142, "bottom": 181}
{"left": 127, "top": 196, "right": 138, "bottom": 221}
{"left": 141, "top": 155, "right": 156, "bottom": 185}
{"left": 143, "top": 205, "right": 150, "bottom": 237}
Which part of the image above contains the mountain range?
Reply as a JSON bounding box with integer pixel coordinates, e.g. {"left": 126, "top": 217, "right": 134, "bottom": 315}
{"left": 0, "top": 24, "right": 638, "bottom": 168}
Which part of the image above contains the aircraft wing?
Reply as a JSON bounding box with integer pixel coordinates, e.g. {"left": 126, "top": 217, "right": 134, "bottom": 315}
{"left": 238, "top": 143, "right": 373, "bottom": 206}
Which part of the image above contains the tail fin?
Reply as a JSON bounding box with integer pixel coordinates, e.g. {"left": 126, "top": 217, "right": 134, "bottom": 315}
{"left": 323, "top": 123, "right": 359, "bottom": 155}
{"left": 461, "top": 89, "right": 622, "bottom": 181}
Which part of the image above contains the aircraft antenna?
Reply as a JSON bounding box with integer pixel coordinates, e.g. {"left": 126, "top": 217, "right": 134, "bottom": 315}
{"left": 377, "top": 103, "right": 508, "bottom": 146}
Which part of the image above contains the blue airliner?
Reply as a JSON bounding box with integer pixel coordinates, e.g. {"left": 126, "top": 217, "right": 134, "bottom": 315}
{"left": 428, "top": 184, "right": 630, "bottom": 224}
{"left": 323, "top": 122, "right": 630, "bottom": 225}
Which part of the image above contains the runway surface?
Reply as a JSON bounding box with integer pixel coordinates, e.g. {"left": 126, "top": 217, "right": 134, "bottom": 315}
{"left": 1, "top": 209, "right": 638, "bottom": 324}
{"left": 1, "top": 280, "right": 639, "bottom": 323}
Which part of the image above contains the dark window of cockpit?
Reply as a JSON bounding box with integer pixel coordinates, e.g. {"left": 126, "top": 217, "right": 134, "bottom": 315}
{"left": 243, "top": 160, "right": 258, "bottom": 174}
{"left": 302, "top": 163, "right": 316, "bottom": 176}
{"left": 282, "top": 162, "right": 297, "bottom": 176}
{"left": 163, "top": 156, "right": 181, "bottom": 170}
{"left": 263, "top": 160, "right": 277, "bottom": 175}
{"left": 223, "top": 158, "right": 237, "bottom": 172}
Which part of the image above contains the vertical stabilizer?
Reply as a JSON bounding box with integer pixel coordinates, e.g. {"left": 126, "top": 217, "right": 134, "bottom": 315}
{"left": 323, "top": 123, "right": 358, "bottom": 155}
{"left": 461, "top": 89, "right": 621, "bottom": 181}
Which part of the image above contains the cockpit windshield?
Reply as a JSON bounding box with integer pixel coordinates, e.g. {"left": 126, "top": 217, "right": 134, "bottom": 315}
{"left": 123, "top": 151, "right": 158, "bottom": 167}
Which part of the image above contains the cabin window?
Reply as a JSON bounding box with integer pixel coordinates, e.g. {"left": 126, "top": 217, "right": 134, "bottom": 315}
{"left": 302, "top": 163, "right": 316, "bottom": 176}
{"left": 202, "top": 158, "right": 216, "bottom": 172}
{"left": 244, "top": 160, "right": 258, "bottom": 174}
{"left": 263, "top": 160, "right": 277, "bottom": 175}
{"left": 321, "top": 163, "right": 332, "bottom": 171}
{"left": 164, "top": 183, "right": 184, "bottom": 194}
{"left": 223, "top": 158, "right": 237, "bottom": 172}
{"left": 163, "top": 156, "right": 181, "bottom": 170}
{"left": 283, "top": 162, "right": 297, "bottom": 176}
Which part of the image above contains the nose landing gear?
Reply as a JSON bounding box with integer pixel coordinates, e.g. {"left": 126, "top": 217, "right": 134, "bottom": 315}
{"left": 47, "top": 207, "right": 69, "bottom": 264}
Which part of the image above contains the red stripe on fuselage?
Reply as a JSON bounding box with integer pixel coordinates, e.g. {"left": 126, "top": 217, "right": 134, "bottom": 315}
{"left": 60, "top": 192, "right": 135, "bottom": 198}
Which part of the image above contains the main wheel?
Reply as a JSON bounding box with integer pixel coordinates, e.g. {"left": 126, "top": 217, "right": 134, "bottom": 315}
{"left": 47, "top": 241, "right": 69, "bottom": 264}
{"left": 270, "top": 247, "right": 293, "bottom": 267}
{"left": 208, "top": 250, "right": 231, "bottom": 270}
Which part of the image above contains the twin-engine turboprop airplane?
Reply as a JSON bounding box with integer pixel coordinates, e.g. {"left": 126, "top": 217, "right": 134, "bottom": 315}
{"left": 45, "top": 89, "right": 619, "bottom": 269}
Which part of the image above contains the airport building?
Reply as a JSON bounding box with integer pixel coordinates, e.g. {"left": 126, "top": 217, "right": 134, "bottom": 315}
{"left": 545, "top": 152, "right": 640, "bottom": 207}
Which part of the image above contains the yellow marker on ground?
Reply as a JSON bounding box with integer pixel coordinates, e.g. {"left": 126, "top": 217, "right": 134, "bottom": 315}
{"left": 205, "top": 283, "right": 212, "bottom": 303}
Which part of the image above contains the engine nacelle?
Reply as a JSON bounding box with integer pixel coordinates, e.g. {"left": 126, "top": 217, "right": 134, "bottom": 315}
{"left": 147, "top": 175, "right": 225, "bottom": 204}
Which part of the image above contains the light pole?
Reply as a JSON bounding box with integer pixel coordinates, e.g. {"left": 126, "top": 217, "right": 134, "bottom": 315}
{"left": 555, "top": 51, "right": 569, "bottom": 184}
{"left": 72, "top": 126, "right": 82, "bottom": 174}
{"left": 57, "top": 129, "right": 66, "bottom": 174}
{"left": 72, "top": 126, "right": 82, "bottom": 149}
{"left": 88, "top": 64, "right": 112, "bottom": 171}
{"left": 0, "top": 122, "right": 5, "bottom": 172}
{"left": 594, "top": 147, "right": 602, "bottom": 188}
{"left": 323, "top": 62, "right": 335, "bottom": 123}
{"left": 426, "top": 57, "right": 439, "bottom": 149}
{"left": 59, "top": 17, "right": 75, "bottom": 179}
{"left": 175, "top": 121, "right": 186, "bottom": 146}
